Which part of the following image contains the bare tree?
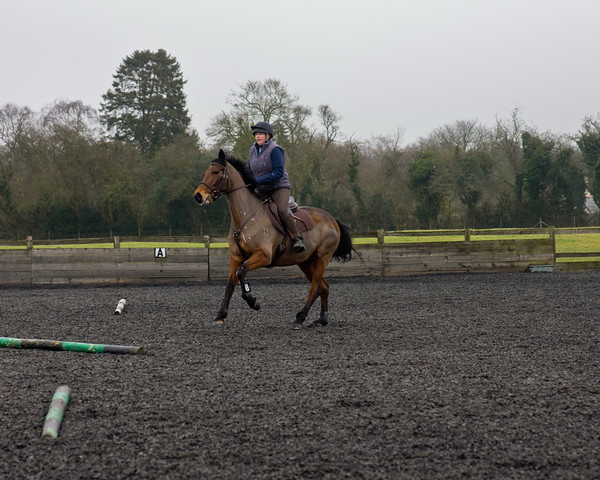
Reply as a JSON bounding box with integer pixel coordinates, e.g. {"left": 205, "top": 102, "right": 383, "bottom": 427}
{"left": 41, "top": 99, "right": 99, "bottom": 138}
{"left": 425, "top": 119, "right": 491, "bottom": 152}
{"left": 0, "top": 104, "right": 37, "bottom": 236}
{"left": 207, "top": 79, "right": 311, "bottom": 157}
{"left": 490, "top": 108, "right": 533, "bottom": 207}
{"left": 36, "top": 101, "right": 104, "bottom": 233}
{"left": 317, "top": 104, "right": 341, "bottom": 148}
{"left": 0, "top": 103, "right": 35, "bottom": 158}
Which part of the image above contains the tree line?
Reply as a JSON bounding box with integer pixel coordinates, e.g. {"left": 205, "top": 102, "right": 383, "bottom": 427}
{"left": 1, "top": 49, "right": 599, "bottom": 240}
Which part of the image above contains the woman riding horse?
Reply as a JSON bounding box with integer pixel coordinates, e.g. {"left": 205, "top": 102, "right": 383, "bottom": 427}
{"left": 249, "top": 121, "right": 305, "bottom": 253}
{"left": 194, "top": 149, "right": 354, "bottom": 326}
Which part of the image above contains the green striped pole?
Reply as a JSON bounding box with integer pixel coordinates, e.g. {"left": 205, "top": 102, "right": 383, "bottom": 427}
{"left": 0, "top": 337, "right": 145, "bottom": 355}
{"left": 42, "top": 385, "right": 71, "bottom": 439}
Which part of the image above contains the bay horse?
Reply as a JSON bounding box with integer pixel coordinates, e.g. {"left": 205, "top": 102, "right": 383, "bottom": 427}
{"left": 193, "top": 149, "right": 353, "bottom": 326}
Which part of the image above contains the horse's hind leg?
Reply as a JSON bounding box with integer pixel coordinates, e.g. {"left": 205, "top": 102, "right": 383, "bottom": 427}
{"left": 316, "top": 278, "right": 330, "bottom": 326}
{"left": 294, "top": 285, "right": 319, "bottom": 325}
{"left": 296, "top": 257, "right": 329, "bottom": 326}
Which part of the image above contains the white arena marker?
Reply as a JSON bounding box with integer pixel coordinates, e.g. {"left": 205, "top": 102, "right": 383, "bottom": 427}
{"left": 154, "top": 247, "right": 166, "bottom": 258}
{"left": 114, "top": 298, "right": 127, "bottom": 315}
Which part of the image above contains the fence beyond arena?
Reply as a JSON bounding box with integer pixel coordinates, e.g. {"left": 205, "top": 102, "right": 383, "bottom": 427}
{"left": 0, "top": 228, "right": 599, "bottom": 286}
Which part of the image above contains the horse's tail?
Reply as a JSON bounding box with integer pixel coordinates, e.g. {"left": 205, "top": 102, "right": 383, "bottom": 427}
{"left": 333, "top": 219, "right": 354, "bottom": 263}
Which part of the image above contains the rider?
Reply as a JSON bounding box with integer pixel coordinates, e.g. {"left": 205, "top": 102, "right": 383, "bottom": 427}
{"left": 248, "top": 121, "right": 305, "bottom": 253}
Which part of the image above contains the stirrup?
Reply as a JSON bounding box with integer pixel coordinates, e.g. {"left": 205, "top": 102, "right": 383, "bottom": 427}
{"left": 292, "top": 237, "right": 305, "bottom": 253}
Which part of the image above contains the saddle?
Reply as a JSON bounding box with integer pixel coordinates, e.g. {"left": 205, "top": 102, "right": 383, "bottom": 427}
{"left": 265, "top": 196, "right": 314, "bottom": 235}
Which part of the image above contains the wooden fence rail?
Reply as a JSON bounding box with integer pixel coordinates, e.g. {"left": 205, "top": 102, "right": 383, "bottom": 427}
{"left": 2, "top": 226, "right": 600, "bottom": 248}
{"left": 0, "top": 237, "right": 558, "bottom": 287}
{"left": 0, "top": 227, "right": 598, "bottom": 286}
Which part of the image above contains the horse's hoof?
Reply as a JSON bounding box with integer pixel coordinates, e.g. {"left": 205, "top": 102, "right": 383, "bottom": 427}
{"left": 305, "top": 320, "right": 321, "bottom": 328}
{"left": 295, "top": 312, "right": 307, "bottom": 324}
{"left": 214, "top": 319, "right": 225, "bottom": 325}
{"left": 243, "top": 295, "right": 260, "bottom": 311}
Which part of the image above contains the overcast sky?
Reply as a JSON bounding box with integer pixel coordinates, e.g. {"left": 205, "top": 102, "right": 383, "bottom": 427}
{"left": 2, "top": 0, "right": 599, "bottom": 144}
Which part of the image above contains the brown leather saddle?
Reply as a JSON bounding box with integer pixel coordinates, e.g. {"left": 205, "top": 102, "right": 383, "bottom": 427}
{"left": 260, "top": 197, "right": 314, "bottom": 266}
{"left": 265, "top": 201, "right": 314, "bottom": 235}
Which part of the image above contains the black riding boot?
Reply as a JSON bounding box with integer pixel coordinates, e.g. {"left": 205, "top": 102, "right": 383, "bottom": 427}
{"left": 282, "top": 213, "right": 305, "bottom": 253}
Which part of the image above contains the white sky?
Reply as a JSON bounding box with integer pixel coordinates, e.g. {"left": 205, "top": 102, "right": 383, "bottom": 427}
{"left": 2, "top": 0, "right": 599, "bottom": 144}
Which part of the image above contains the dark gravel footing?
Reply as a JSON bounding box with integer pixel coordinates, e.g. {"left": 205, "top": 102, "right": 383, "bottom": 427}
{"left": 1, "top": 272, "right": 599, "bottom": 479}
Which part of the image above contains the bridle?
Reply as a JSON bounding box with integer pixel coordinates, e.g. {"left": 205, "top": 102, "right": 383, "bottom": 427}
{"left": 199, "top": 161, "right": 250, "bottom": 200}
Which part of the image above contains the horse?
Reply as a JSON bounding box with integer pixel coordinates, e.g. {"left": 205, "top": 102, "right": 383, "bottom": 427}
{"left": 193, "top": 149, "right": 354, "bottom": 327}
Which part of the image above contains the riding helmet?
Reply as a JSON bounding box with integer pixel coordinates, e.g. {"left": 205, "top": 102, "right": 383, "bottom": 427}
{"left": 251, "top": 121, "right": 274, "bottom": 138}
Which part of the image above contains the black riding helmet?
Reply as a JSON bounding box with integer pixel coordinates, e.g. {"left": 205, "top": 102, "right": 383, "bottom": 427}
{"left": 251, "top": 121, "right": 274, "bottom": 138}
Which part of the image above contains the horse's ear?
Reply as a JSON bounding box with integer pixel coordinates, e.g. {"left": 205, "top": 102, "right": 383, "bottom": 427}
{"left": 215, "top": 149, "right": 226, "bottom": 166}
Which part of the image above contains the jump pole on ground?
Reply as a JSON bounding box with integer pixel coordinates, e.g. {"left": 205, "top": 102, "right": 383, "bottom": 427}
{"left": 42, "top": 385, "right": 71, "bottom": 439}
{"left": 0, "top": 337, "right": 145, "bottom": 355}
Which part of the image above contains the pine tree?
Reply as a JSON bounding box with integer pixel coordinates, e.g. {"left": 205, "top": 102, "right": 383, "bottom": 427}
{"left": 100, "top": 49, "right": 191, "bottom": 157}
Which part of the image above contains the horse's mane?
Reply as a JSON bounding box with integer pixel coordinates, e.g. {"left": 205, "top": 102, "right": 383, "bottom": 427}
{"left": 223, "top": 154, "right": 258, "bottom": 192}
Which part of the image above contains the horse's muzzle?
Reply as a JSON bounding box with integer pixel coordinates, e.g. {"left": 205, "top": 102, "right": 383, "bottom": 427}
{"left": 193, "top": 191, "right": 212, "bottom": 205}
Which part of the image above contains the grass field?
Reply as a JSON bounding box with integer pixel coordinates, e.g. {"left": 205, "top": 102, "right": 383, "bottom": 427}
{"left": 554, "top": 233, "right": 600, "bottom": 262}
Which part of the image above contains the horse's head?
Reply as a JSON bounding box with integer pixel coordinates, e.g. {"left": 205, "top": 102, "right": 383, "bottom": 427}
{"left": 194, "top": 149, "right": 229, "bottom": 205}
{"left": 194, "top": 149, "right": 258, "bottom": 205}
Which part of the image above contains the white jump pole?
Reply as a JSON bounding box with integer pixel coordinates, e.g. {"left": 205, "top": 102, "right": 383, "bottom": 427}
{"left": 114, "top": 299, "right": 127, "bottom": 315}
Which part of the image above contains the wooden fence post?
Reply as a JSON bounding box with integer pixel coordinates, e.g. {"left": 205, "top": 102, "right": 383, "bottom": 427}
{"left": 377, "top": 229, "right": 385, "bottom": 245}
{"left": 465, "top": 228, "right": 471, "bottom": 242}
{"left": 113, "top": 236, "right": 120, "bottom": 249}
{"left": 204, "top": 235, "right": 211, "bottom": 281}
{"left": 549, "top": 227, "right": 556, "bottom": 264}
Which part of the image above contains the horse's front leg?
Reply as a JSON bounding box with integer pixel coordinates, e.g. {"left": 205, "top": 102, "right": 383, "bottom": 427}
{"left": 236, "top": 250, "right": 270, "bottom": 311}
{"left": 215, "top": 255, "right": 243, "bottom": 324}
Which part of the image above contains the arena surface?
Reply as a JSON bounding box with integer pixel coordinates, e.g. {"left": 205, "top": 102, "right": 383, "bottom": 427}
{"left": 1, "top": 272, "right": 599, "bottom": 479}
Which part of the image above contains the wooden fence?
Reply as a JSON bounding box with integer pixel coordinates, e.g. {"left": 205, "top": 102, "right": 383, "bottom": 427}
{"left": 0, "top": 230, "right": 566, "bottom": 286}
